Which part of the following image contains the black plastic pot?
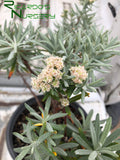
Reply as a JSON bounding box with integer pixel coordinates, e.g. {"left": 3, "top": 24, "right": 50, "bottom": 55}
{"left": 6, "top": 95, "right": 87, "bottom": 159}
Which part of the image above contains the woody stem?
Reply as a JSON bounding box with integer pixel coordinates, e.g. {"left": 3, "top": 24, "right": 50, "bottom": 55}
{"left": 23, "top": 59, "right": 37, "bottom": 76}
{"left": 18, "top": 71, "right": 44, "bottom": 110}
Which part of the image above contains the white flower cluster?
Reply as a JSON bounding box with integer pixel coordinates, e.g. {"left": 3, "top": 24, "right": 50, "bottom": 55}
{"left": 46, "top": 56, "right": 64, "bottom": 70}
{"left": 70, "top": 66, "right": 88, "bottom": 84}
{"left": 60, "top": 98, "right": 69, "bottom": 107}
{"left": 31, "top": 56, "right": 64, "bottom": 93}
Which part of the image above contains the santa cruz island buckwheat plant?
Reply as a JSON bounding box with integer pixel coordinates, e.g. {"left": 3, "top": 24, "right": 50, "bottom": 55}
{"left": 1, "top": 0, "right": 120, "bottom": 160}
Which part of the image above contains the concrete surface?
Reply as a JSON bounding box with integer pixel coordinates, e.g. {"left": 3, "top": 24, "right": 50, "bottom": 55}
{"left": 0, "top": 87, "right": 33, "bottom": 160}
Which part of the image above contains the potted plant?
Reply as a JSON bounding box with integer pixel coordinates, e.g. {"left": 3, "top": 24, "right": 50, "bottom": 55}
{"left": 1, "top": 0, "right": 120, "bottom": 159}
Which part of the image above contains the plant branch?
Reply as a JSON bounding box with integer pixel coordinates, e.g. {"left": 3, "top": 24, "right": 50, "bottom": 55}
{"left": 18, "top": 71, "right": 44, "bottom": 110}
{"left": 23, "top": 59, "right": 37, "bottom": 76}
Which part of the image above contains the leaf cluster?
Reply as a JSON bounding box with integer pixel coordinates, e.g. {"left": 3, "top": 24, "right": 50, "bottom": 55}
{"left": 0, "top": 21, "right": 40, "bottom": 74}
{"left": 0, "top": 0, "right": 120, "bottom": 102}
{"left": 32, "top": 25, "right": 120, "bottom": 102}
{"left": 14, "top": 100, "right": 120, "bottom": 160}
{"left": 73, "top": 111, "right": 120, "bottom": 160}
{"left": 30, "top": 0, "right": 120, "bottom": 102}
{"left": 13, "top": 97, "right": 79, "bottom": 160}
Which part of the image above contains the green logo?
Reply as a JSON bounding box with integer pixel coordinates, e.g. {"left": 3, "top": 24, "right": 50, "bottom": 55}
{"left": 4, "top": 0, "right": 55, "bottom": 19}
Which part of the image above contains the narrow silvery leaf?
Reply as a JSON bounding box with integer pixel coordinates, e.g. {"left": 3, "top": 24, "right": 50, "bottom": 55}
{"left": 30, "top": 112, "right": 42, "bottom": 121}
{"left": 26, "top": 122, "right": 33, "bottom": 142}
{"left": 0, "top": 40, "right": 11, "bottom": 46}
{"left": 109, "top": 143, "right": 120, "bottom": 151}
{"left": 44, "top": 156, "right": 50, "bottom": 160}
{"left": 70, "top": 112, "right": 82, "bottom": 128}
{"left": 25, "top": 103, "right": 42, "bottom": 121}
{"left": 25, "top": 103, "right": 36, "bottom": 113}
{"left": 100, "top": 118, "right": 112, "bottom": 146}
{"left": 52, "top": 134, "right": 63, "bottom": 139}
{"left": 88, "top": 151, "right": 98, "bottom": 160}
{"left": 15, "top": 147, "right": 31, "bottom": 160}
{"left": 104, "top": 128, "right": 120, "bottom": 147}
{"left": 0, "top": 47, "right": 12, "bottom": 54}
{"left": 73, "top": 133, "right": 92, "bottom": 149}
{"left": 46, "top": 122, "right": 53, "bottom": 132}
{"left": 13, "top": 132, "right": 30, "bottom": 144}
{"left": 90, "top": 122, "right": 98, "bottom": 149}
{"left": 49, "top": 138, "right": 56, "bottom": 146}
{"left": 34, "top": 147, "right": 42, "bottom": 160}
{"left": 94, "top": 114, "right": 101, "bottom": 142}
{"left": 2, "top": 31, "right": 13, "bottom": 43}
{"left": 81, "top": 90, "right": 85, "bottom": 103}
{"left": 67, "top": 122, "right": 79, "bottom": 133}
{"left": 39, "top": 123, "right": 46, "bottom": 135}
{"left": 47, "top": 113, "right": 67, "bottom": 121}
{"left": 84, "top": 110, "right": 93, "bottom": 129}
{"left": 59, "top": 39, "right": 67, "bottom": 55}
{"left": 101, "top": 155, "right": 114, "bottom": 160}
{"left": 45, "top": 96, "right": 51, "bottom": 115}
{"left": 37, "top": 132, "right": 51, "bottom": 145}
{"left": 101, "top": 150, "right": 118, "bottom": 158}
{"left": 78, "top": 108, "right": 85, "bottom": 127}
{"left": 17, "top": 54, "right": 26, "bottom": 68}
{"left": 75, "top": 149, "right": 92, "bottom": 155}
{"left": 50, "top": 123, "right": 65, "bottom": 131}
{"left": 19, "top": 30, "right": 30, "bottom": 43}
{"left": 8, "top": 50, "right": 15, "bottom": 61}
{"left": 54, "top": 147, "right": 67, "bottom": 156}
{"left": 97, "top": 155, "right": 104, "bottom": 160}
{"left": 58, "top": 143, "right": 78, "bottom": 149}
{"left": 17, "top": 23, "right": 23, "bottom": 42}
